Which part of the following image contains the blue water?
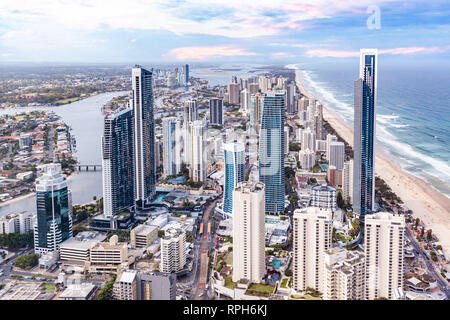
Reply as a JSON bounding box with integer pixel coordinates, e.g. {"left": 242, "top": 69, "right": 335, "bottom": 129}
{"left": 154, "top": 194, "right": 167, "bottom": 203}
{"left": 272, "top": 260, "right": 281, "bottom": 269}
{"left": 289, "top": 61, "right": 450, "bottom": 198}
{"left": 167, "top": 176, "right": 185, "bottom": 184}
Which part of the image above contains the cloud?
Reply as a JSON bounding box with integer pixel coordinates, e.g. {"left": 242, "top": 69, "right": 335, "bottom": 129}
{"left": 164, "top": 46, "right": 258, "bottom": 60}
{"left": 1, "top": 53, "right": 12, "bottom": 57}
{"left": 306, "top": 49, "right": 359, "bottom": 58}
{"left": 306, "top": 46, "right": 450, "bottom": 57}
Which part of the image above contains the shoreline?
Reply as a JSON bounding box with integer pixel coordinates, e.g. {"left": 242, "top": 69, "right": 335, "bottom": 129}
{"left": 294, "top": 68, "right": 450, "bottom": 257}
{"left": 0, "top": 171, "right": 79, "bottom": 212}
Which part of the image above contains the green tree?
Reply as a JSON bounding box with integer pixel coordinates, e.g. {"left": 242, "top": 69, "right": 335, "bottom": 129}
{"left": 97, "top": 275, "right": 117, "bottom": 300}
{"left": 15, "top": 254, "right": 39, "bottom": 270}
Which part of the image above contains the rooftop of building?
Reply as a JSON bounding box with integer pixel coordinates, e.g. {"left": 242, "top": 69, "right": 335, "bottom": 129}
{"left": 59, "top": 283, "right": 97, "bottom": 299}
{"left": 312, "top": 184, "right": 336, "bottom": 192}
{"left": 60, "top": 231, "right": 107, "bottom": 250}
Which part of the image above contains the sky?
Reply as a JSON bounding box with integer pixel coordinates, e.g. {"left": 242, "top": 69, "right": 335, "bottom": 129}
{"left": 0, "top": 0, "right": 449, "bottom": 64}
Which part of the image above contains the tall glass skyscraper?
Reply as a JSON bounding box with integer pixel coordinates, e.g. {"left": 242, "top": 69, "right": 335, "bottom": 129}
{"left": 102, "top": 108, "right": 135, "bottom": 218}
{"left": 34, "top": 164, "right": 72, "bottom": 254}
{"left": 222, "top": 141, "right": 245, "bottom": 215}
{"left": 259, "top": 90, "right": 286, "bottom": 215}
{"left": 209, "top": 98, "right": 223, "bottom": 125}
{"left": 353, "top": 49, "right": 377, "bottom": 219}
{"left": 132, "top": 66, "right": 156, "bottom": 207}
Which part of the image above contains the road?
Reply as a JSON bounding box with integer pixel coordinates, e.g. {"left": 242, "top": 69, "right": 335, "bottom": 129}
{"left": 193, "top": 199, "right": 219, "bottom": 300}
{"left": 406, "top": 228, "right": 450, "bottom": 299}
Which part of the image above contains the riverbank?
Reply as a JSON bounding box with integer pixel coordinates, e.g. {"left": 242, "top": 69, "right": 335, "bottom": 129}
{"left": 295, "top": 69, "right": 450, "bottom": 257}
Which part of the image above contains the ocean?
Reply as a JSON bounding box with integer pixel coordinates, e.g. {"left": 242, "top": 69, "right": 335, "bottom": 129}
{"left": 287, "top": 61, "right": 450, "bottom": 198}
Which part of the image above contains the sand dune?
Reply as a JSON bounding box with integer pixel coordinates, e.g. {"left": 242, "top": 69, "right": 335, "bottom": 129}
{"left": 295, "top": 69, "right": 450, "bottom": 256}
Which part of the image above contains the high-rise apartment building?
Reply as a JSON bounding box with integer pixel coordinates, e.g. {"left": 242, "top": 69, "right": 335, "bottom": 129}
{"left": 364, "top": 212, "right": 405, "bottom": 300}
{"left": 354, "top": 49, "right": 378, "bottom": 218}
{"left": 284, "top": 126, "right": 290, "bottom": 154}
{"left": 292, "top": 207, "right": 333, "bottom": 293}
{"left": 323, "top": 247, "right": 365, "bottom": 300}
{"left": 326, "top": 134, "right": 338, "bottom": 162}
{"left": 329, "top": 141, "right": 345, "bottom": 171}
{"left": 298, "top": 148, "right": 315, "bottom": 170}
{"left": 102, "top": 108, "right": 135, "bottom": 218}
{"left": 184, "top": 99, "right": 198, "bottom": 123}
{"left": 160, "top": 228, "right": 186, "bottom": 273}
{"left": 162, "top": 117, "right": 182, "bottom": 177}
{"left": 227, "top": 83, "right": 240, "bottom": 105}
{"left": 311, "top": 184, "right": 337, "bottom": 210}
{"left": 343, "top": 160, "right": 354, "bottom": 204}
{"left": 222, "top": 142, "right": 245, "bottom": 215}
{"left": 132, "top": 66, "right": 156, "bottom": 207}
{"left": 209, "top": 98, "right": 223, "bottom": 125}
{"left": 190, "top": 120, "right": 207, "bottom": 183}
{"left": 232, "top": 182, "right": 266, "bottom": 283}
{"left": 259, "top": 91, "right": 285, "bottom": 215}
{"left": 34, "top": 164, "right": 72, "bottom": 254}
{"left": 301, "top": 128, "right": 316, "bottom": 152}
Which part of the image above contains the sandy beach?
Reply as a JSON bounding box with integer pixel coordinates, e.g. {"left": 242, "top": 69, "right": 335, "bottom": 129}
{"left": 295, "top": 69, "right": 450, "bottom": 256}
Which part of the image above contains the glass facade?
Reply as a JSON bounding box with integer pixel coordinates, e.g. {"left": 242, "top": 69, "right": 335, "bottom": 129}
{"left": 102, "top": 108, "right": 135, "bottom": 217}
{"left": 34, "top": 166, "right": 72, "bottom": 253}
{"left": 354, "top": 50, "right": 377, "bottom": 218}
{"left": 259, "top": 91, "right": 286, "bottom": 215}
{"left": 133, "top": 66, "right": 156, "bottom": 206}
{"left": 223, "top": 142, "right": 245, "bottom": 214}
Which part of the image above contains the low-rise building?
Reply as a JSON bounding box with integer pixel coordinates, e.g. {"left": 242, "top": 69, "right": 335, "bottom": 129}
{"left": 59, "top": 231, "right": 106, "bottom": 265}
{"left": 130, "top": 224, "right": 158, "bottom": 249}
{"left": 59, "top": 283, "right": 98, "bottom": 300}
{"left": 113, "top": 269, "right": 176, "bottom": 300}
{"left": 87, "top": 235, "right": 130, "bottom": 273}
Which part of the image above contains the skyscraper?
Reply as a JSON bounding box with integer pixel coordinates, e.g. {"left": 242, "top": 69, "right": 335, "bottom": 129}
{"left": 102, "top": 108, "right": 135, "bottom": 218}
{"left": 227, "top": 83, "right": 240, "bottom": 105}
{"left": 34, "top": 164, "right": 72, "bottom": 254}
{"left": 184, "top": 99, "right": 198, "bottom": 123}
{"left": 190, "top": 120, "right": 207, "bottom": 183}
{"left": 259, "top": 90, "right": 285, "bottom": 215}
{"left": 329, "top": 141, "right": 345, "bottom": 170}
{"left": 232, "top": 182, "right": 266, "bottom": 284}
{"left": 132, "top": 66, "right": 156, "bottom": 207}
{"left": 292, "top": 207, "right": 333, "bottom": 294}
{"left": 222, "top": 141, "right": 245, "bottom": 215}
{"left": 250, "top": 93, "right": 262, "bottom": 133}
{"left": 162, "top": 117, "right": 182, "bottom": 177}
{"left": 343, "top": 160, "right": 354, "bottom": 204}
{"left": 286, "top": 82, "right": 296, "bottom": 114}
{"left": 364, "top": 212, "right": 405, "bottom": 300}
{"left": 354, "top": 49, "right": 377, "bottom": 218}
{"left": 184, "top": 64, "right": 189, "bottom": 84}
{"left": 209, "top": 98, "right": 223, "bottom": 125}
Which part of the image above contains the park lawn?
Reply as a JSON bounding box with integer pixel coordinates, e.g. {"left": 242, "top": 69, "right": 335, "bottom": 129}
{"left": 246, "top": 283, "right": 274, "bottom": 297}
{"left": 42, "top": 283, "right": 56, "bottom": 291}
{"left": 280, "top": 278, "right": 289, "bottom": 288}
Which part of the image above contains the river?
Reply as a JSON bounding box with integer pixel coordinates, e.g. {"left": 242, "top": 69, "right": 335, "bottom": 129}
{"left": 0, "top": 91, "right": 128, "bottom": 216}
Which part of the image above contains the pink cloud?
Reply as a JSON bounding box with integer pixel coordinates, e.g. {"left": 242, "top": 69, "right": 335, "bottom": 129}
{"left": 307, "top": 46, "right": 450, "bottom": 58}
{"left": 165, "top": 46, "right": 258, "bottom": 60}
